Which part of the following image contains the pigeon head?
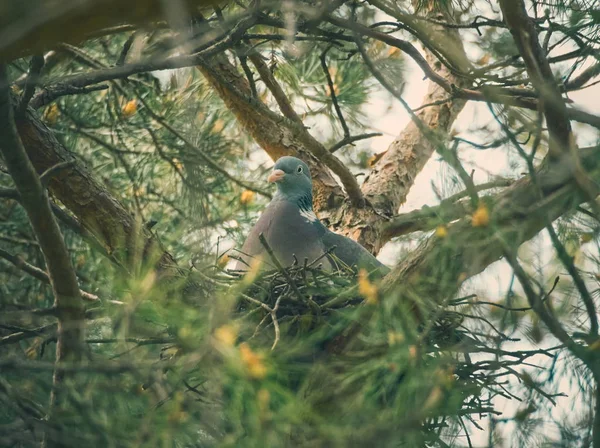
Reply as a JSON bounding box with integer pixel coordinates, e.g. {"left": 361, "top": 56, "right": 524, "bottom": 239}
{"left": 268, "top": 156, "right": 312, "bottom": 204}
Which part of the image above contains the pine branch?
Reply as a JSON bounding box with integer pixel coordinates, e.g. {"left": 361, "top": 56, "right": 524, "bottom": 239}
{"left": 28, "top": 16, "right": 258, "bottom": 109}
{"left": 382, "top": 180, "right": 512, "bottom": 238}
{"left": 330, "top": 13, "right": 600, "bottom": 130}
{"left": 136, "top": 94, "right": 273, "bottom": 199}
{"left": 381, "top": 144, "right": 600, "bottom": 319}
{"left": 0, "top": 65, "right": 86, "bottom": 362}
{"left": 0, "top": 183, "right": 119, "bottom": 266}
{"left": 0, "top": 248, "right": 109, "bottom": 303}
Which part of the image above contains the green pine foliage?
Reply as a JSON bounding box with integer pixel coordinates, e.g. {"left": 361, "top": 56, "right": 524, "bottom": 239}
{"left": 1, "top": 0, "right": 600, "bottom": 446}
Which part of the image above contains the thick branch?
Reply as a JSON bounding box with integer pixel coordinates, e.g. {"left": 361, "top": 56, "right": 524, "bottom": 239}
{"left": 383, "top": 179, "right": 512, "bottom": 238}
{"left": 0, "top": 0, "right": 219, "bottom": 62}
{"left": 381, "top": 145, "right": 600, "bottom": 317}
{"left": 0, "top": 65, "right": 85, "bottom": 362}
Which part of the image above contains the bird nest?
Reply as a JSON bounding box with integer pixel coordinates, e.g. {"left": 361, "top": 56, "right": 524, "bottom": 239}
{"left": 222, "top": 252, "right": 360, "bottom": 349}
{"left": 191, "top": 244, "right": 461, "bottom": 354}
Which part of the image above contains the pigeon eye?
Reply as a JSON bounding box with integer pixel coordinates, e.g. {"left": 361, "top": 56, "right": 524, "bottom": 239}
{"left": 297, "top": 165, "right": 303, "bottom": 174}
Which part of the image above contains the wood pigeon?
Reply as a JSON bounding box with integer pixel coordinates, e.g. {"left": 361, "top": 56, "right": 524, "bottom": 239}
{"left": 234, "top": 156, "right": 389, "bottom": 276}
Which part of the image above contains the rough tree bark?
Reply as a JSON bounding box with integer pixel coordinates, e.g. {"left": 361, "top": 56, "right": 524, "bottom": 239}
{"left": 14, "top": 104, "right": 177, "bottom": 276}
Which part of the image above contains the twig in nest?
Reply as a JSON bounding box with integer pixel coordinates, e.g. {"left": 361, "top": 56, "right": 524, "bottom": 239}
{"left": 195, "top": 267, "right": 283, "bottom": 349}
{"left": 270, "top": 292, "right": 284, "bottom": 350}
{"left": 258, "top": 233, "right": 306, "bottom": 303}
{"left": 307, "top": 245, "right": 337, "bottom": 268}
{"left": 251, "top": 313, "right": 271, "bottom": 339}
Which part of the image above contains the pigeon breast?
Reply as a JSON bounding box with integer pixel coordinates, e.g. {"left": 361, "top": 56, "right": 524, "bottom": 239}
{"left": 235, "top": 199, "right": 332, "bottom": 271}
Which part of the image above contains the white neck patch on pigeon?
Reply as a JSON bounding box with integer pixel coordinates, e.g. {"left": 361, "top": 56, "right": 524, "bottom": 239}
{"left": 300, "top": 208, "right": 318, "bottom": 223}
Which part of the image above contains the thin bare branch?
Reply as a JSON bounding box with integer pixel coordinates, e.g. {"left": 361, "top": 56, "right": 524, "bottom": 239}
{"left": 320, "top": 45, "right": 350, "bottom": 138}
{"left": 328, "top": 132, "right": 382, "bottom": 153}
{"left": 30, "top": 84, "right": 108, "bottom": 109}
{"left": 248, "top": 51, "right": 303, "bottom": 124}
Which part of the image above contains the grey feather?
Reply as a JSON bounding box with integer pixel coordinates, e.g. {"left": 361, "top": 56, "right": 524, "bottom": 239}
{"left": 236, "top": 199, "right": 331, "bottom": 270}
{"left": 322, "top": 231, "right": 389, "bottom": 275}
{"left": 235, "top": 156, "right": 388, "bottom": 276}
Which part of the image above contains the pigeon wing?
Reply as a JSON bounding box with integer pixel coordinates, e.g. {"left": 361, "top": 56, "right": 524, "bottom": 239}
{"left": 321, "top": 230, "right": 389, "bottom": 276}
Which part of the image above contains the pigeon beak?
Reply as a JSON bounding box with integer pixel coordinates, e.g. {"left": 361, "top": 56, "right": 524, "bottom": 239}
{"left": 267, "top": 169, "right": 286, "bottom": 183}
